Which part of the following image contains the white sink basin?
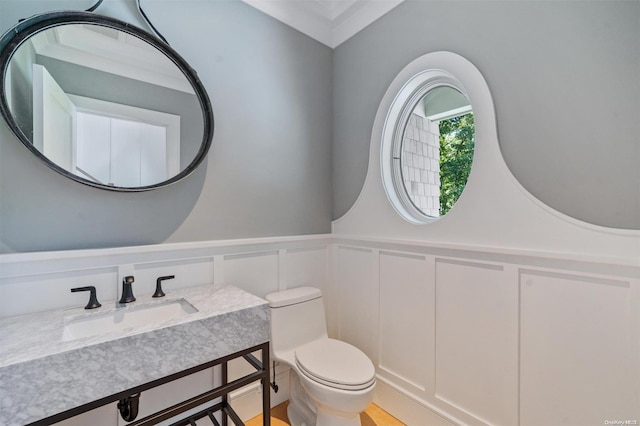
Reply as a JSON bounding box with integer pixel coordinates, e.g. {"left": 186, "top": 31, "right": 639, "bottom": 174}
{"left": 62, "top": 299, "right": 198, "bottom": 341}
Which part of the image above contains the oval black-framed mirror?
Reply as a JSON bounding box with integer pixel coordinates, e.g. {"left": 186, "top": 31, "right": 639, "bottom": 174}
{"left": 0, "top": 11, "right": 213, "bottom": 191}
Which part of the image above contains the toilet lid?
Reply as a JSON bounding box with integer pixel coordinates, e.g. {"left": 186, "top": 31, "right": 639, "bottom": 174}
{"left": 295, "top": 339, "right": 375, "bottom": 391}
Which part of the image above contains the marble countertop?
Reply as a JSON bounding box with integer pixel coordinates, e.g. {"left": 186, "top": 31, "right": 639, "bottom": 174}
{"left": 0, "top": 283, "right": 270, "bottom": 425}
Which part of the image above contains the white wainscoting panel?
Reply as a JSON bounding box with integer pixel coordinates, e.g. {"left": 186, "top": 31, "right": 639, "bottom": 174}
{"left": 132, "top": 257, "right": 214, "bottom": 297}
{"left": 336, "top": 246, "right": 378, "bottom": 360}
{"left": 2, "top": 234, "right": 637, "bottom": 425}
{"left": 520, "top": 270, "right": 640, "bottom": 425}
{"left": 286, "top": 246, "right": 332, "bottom": 331}
{"left": 223, "top": 251, "right": 279, "bottom": 390}
{"left": 331, "top": 238, "right": 637, "bottom": 426}
{"left": 0, "top": 267, "right": 118, "bottom": 317}
{"left": 434, "top": 258, "right": 518, "bottom": 425}
{"left": 374, "top": 379, "right": 455, "bottom": 426}
{"left": 285, "top": 247, "right": 328, "bottom": 295}
{"left": 223, "top": 251, "right": 279, "bottom": 299}
{"left": 0, "top": 235, "right": 333, "bottom": 424}
{"left": 378, "top": 250, "right": 434, "bottom": 394}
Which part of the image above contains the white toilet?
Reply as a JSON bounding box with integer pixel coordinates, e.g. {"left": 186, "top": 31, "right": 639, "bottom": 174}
{"left": 266, "top": 287, "right": 376, "bottom": 426}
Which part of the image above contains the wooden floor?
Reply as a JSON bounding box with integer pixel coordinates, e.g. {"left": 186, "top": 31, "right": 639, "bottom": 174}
{"left": 246, "top": 401, "right": 405, "bottom": 426}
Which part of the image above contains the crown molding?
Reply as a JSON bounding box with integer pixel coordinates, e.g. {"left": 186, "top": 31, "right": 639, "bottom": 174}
{"left": 241, "top": 0, "right": 405, "bottom": 48}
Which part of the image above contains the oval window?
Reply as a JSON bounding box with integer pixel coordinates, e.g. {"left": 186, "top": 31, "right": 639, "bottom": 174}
{"left": 382, "top": 68, "right": 475, "bottom": 224}
{"left": 398, "top": 86, "right": 474, "bottom": 217}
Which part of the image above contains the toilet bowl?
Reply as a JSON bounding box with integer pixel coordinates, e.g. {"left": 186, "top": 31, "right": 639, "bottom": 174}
{"left": 266, "top": 287, "right": 376, "bottom": 426}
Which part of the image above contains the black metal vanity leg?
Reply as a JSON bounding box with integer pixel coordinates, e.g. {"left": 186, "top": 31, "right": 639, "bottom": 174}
{"left": 221, "top": 361, "right": 228, "bottom": 426}
{"left": 262, "top": 344, "right": 271, "bottom": 426}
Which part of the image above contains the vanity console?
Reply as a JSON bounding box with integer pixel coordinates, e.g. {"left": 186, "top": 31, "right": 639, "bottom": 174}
{"left": 0, "top": 284, "right": 271, "bottom": 425}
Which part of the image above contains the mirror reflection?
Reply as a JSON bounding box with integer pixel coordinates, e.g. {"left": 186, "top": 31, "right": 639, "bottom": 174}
{"left": 400, "top": 86, "right": 474, "bottom": 217}
{"left": 5, "top": 23, "right": 204, "bottom": 188}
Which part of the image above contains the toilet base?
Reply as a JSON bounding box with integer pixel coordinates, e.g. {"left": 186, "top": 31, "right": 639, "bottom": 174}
{"left": 287, "top": 368, "right": 373, "bottom": 426}
{"left": 287, "top": 403, "right": 312, "bottom": 426}
{"left": 287, "top": 370, "right": 317, "bottom": 426}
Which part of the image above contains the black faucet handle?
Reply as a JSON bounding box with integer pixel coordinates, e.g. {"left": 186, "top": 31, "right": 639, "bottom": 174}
{"left": 153, "top": 275, "right": 175, "bottom": 298}
{"left": 119, "top": 276, "right": 136, "bottom": 304}
{"left": 71, "top": 286, "right": 102, "bottom": 309}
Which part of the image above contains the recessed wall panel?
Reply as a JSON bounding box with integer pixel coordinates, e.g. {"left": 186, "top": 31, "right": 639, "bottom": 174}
{"left": 379, "top": 251, "right": 433, "bottom": 393}
{"left": 0, "top": 268, "right": 117, "bottom": 318}
{"left": 337, "top": 246, "right": 377, "bottom": 359}
{"left": 224, "top": 251, "right": 279, "bottom": 298}
{"left": 435, "top": 259, "right": 518, "bottom": 425}
{"left": 220, "top": 252, "right": 279, "bottom": 405}
{"left": 286, "top": 247, "right": 328, "bottom": 294}
{"left": 286, "top": 247, "right": 331, "bottom": 332}
{"left": 133, "top": 257, "right": 214, "bottom": 296}
{"left": 520, "top": 271, "right": 639, "bottom": 425}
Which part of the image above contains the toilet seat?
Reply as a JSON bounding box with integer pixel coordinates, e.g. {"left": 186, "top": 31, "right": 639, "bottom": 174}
{"left": 295, "top": 339, "right": 376, "bottom": 391}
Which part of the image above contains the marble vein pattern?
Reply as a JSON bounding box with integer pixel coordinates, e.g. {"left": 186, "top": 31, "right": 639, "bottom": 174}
{"left": 0, "top": 284, "right": 270, "bottom": 425}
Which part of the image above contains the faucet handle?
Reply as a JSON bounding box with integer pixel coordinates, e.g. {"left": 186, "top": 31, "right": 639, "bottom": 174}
{"left": 71, "top": 286, "right": 102, "bottom": 309}
{"left": 119, "top": 276, "right": 136, "bottom": 304}
{"left": 153, "top": 275, "right": 175, "bottom": 298}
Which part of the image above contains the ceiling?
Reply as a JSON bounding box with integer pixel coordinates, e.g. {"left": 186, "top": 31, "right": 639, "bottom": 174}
{"left": 240, "top": 0, "right": 405, "bottom": 48}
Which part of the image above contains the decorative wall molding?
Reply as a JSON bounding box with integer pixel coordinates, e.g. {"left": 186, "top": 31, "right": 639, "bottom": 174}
{"left": 0, "top": 234, "right": 332, "bottom": 279}
{"left": 331, "top": 236, "right": 640, "bottom": 426}
{"left": 0, "top": 235, "right": 331, "bottom": 425}
{"left": 240, "top": 0, "right": 405, "bottom": 48}
{"left": 0, "top": 235, "right": 332, "bottom": 319}
{"left": 1, "top": 234, "right": 638, "bottom": 424}
{"left": 333, "top": 235, "right": 639, "bottom": 277}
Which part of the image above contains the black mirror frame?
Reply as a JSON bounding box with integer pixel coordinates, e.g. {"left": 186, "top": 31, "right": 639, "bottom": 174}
{"left": 0, "top": 11, "right": 214, "bottom": 192}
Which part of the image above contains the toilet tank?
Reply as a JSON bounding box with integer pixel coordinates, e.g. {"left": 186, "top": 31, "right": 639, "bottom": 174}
{"left": 266, "top": 287, "right": 328, "bottom": 357}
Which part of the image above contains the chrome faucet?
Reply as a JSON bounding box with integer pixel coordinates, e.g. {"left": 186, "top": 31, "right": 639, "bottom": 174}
{"left": 119, "top": 276, "right": 136, "bottom": 304}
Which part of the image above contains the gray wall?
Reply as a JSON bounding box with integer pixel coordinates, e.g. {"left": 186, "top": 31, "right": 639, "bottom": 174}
{"left": 333, "top": 0, "right": 640, "bottom": 229}
{"left": 0, "top": 0, "right": 333, "bottom": 252}
{"left": 3, "top": 0, "right": 636, "bottom": 253}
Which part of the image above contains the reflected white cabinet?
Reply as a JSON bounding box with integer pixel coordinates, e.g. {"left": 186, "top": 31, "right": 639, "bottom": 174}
{"left": 76, "top": 111, "right": 167, "bottom": 187}
{"left": 33, "top": 64, "right": 177, "bottom": 187}
{"left": 32, "top": 64, "right": 76, "bottom": 170}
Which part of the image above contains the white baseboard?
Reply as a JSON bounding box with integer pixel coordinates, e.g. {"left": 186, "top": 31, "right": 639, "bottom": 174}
{"left": 374, "top": 378, "right": 457, "bottom": 426}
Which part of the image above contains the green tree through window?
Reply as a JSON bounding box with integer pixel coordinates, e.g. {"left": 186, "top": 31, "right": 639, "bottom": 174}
{"left": 439, "top": 113, "right": 474, "bottom": 215}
